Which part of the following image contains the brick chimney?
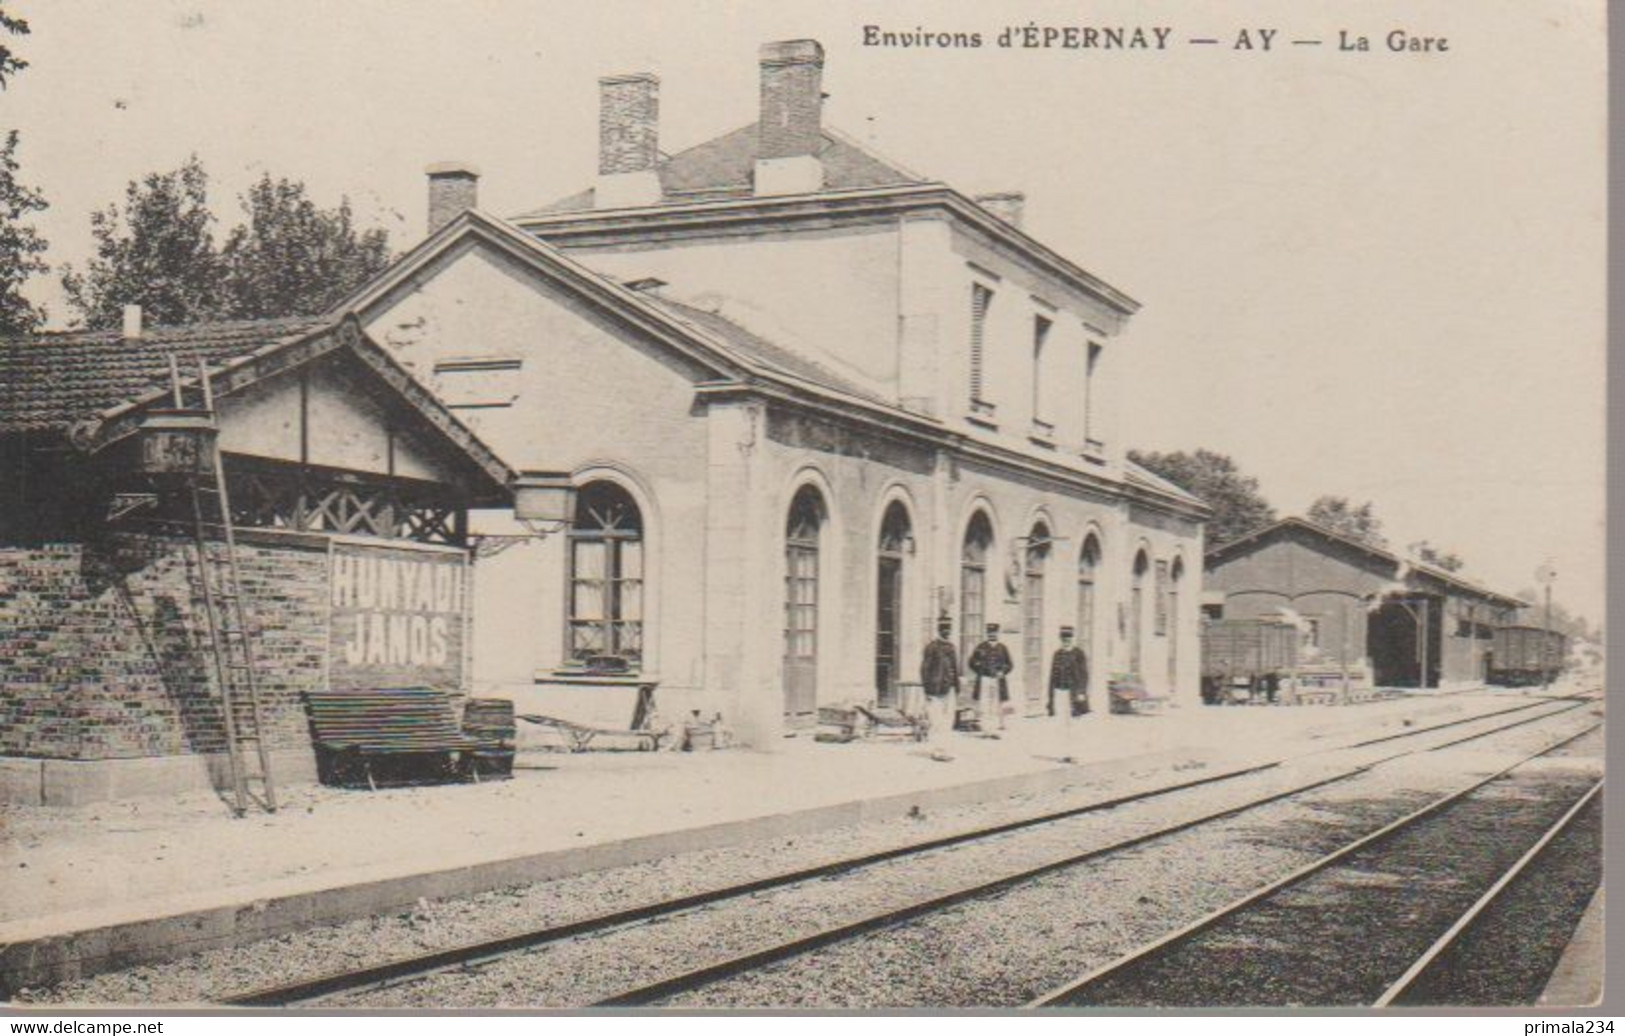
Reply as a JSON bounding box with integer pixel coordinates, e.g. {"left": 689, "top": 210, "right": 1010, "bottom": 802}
{"left": 121, "top": 304, "right": 142, "bottom": 340}
{"left": 426, "top": 163, "right": 479, "bottom": 235}
{"left": 596, "top": 73, "right": 662, "bottom": 208}
{"left": 754, "top": 39, "right": 825, "bottom": 196}
{"left": 975, "top": 191, "right": 1025, "bottom": 229}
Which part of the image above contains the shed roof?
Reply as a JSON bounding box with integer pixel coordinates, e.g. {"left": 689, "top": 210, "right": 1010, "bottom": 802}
{"left": 0, "top": 316, "right": 516, "bottom": 501}
{"left": 1205, "top": 517, "right": 1524, "bottom": 607}
{"left": 2, "top": 317, "right": 327, "bottom": 437}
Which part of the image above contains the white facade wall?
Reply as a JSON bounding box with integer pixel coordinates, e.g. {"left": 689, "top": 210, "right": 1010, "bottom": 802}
{"left": 358, "top": 241, "right": 716, "bottom": 713}
{"left": 355, "top": 219, "right": 1203, "bottom": 748}
{"left": 566, "top": 225, "right": 902, "bottom": 400}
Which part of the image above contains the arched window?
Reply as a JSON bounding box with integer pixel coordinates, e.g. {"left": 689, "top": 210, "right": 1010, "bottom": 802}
{"left": 1022, "top": 521, "right": 1052, "bottom": 705}
{"left": 875, "top": 501, "right": 912, "bottom": 705}
{"left": 960, "top": 511, "right": 994, "bottom": 663}
{"left": 783, "top": 485, "right": 826, "bottom": 724}
{"left": 1078, "top": 534, "right": 1101, "bottom": 655}
{"left": 568, "top": 481, "right": 644, "bottom": 667}
{"left": 1131, "top": 549, "right": 1150, "bottom": 677}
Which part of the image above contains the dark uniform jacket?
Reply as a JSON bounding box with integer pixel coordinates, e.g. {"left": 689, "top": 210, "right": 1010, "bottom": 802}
{"left": 1048, "top": 646, "right": 1090, "bottom": 716}
{"left": 968, "top": 641, "right": 1013, "bottom": 702}
{"left": 920, "top": 639, "right": 960, "bottom": 698}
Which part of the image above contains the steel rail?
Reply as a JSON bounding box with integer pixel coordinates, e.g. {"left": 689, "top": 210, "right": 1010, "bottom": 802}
{"left": 219, "top": 756, "right": 1282, "bottom": 1006}
{"left": 594, "top": 716, "right": 1601, "bottom": 1007}
{"left": 1027, "top": 720, "right": 1603, "bottom": 1007}
{"left": 220, "top": 697, "right": 1596, "bottom": 1007}
{"left": 590, "top": 763, "right": 1371, "bottom": 1006}
{"left": 1373, "top": 778, "right": 1604, "bottom": 1007}
{"left": 1344, "top": 690, "right": 1593, "bottom": 750}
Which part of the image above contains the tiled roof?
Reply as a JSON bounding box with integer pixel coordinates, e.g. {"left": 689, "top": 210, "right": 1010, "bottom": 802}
{"left": 521, "top": 123, "right": 925, "bottom": 216}
{"left": 1, "top": 317, "right": 329, "bottom": 437}
{"left": 639, "top": 295, "right": 878, "bottom": 403}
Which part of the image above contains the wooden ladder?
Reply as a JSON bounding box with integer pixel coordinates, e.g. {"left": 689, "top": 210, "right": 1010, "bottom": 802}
{"left": 171, "top": 355, "right": 278, "bottom": 817}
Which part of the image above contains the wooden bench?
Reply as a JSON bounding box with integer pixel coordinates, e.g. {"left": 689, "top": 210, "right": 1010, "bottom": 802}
{"left": 306, "top": 687, "right": 481, "bottom": 790}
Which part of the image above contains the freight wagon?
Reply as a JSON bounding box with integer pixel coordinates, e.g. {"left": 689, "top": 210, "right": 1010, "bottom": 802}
{"left": 1201, "top": 618, "right": 1300, "bottom": 704}
{"left": 1487, "top": 625, "right": 1567, "bottom": 687}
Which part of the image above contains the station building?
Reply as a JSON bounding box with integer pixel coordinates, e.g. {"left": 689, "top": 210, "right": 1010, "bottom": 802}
{"left": 0, "top": 316, "right": 515, "bottom": 804}
{"left": 1203, "top": 518, "right": 1524, "bottom": 689}
{"left": 345, "top": 39, "right": 1208, "bottom": 743}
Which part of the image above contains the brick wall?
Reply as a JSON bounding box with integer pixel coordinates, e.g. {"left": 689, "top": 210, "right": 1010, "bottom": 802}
{"left": 0, "top": 533, "right": 328, "bottom": 761}
{"left": 598, "top": 73, "right": 659, "bottom": 175}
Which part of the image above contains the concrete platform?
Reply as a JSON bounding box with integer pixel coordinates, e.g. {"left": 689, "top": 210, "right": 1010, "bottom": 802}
{"left": 0, "top": 689, "right": 1569, "bottom": 991}
{"left": 1539, "top": 888, "right": 1604, "bottom": 1007}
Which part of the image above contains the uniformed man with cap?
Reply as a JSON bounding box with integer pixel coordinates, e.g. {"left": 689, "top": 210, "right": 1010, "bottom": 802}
{"left": 920, "top": 616, "right": 961, "bottom": 761}
{"left": 1048, "top": 625, "right": 1090, "bottom": 763}
{"left": 968, "top": 622, "right": 1013, "bottom": 732}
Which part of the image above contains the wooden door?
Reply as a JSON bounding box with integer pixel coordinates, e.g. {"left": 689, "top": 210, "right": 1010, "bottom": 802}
{"left": 784, "top": 520, "right": 820, "bottom": 726}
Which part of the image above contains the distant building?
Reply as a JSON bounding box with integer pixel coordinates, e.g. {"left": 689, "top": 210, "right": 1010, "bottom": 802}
{"left": 353, "top": 39, "right": 1207, "bottom": 741}
{"left": 1203, "top": 518, "right": 1524, "bottom": 689}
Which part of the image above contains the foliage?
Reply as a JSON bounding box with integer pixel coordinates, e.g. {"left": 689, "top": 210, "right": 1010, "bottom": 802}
{"left": 63, "top": 160, "right": 395, "bottom": 329}
{"left": 1305, "top": 495, "right": 1387, "bottom": 548}
{"left": 1128, "top": 448, "right": 1276, "bottom": 548}
{"left": 219, "top": 174, "right": 393, "bottom": 319}
{"left": 1407, "top": 539, "right": 1465, "bottom": 573}
{"left": 0, "top": 7, "right": 47, "bottom": 333}
{"left": 62, "top": 156, "right": 224, "bottom": 329}
{"left": 1513, "top": 588, "right": 1597, "bottom": 644}
{"left": 0, "top": 5, "right": 28, "bottom": 90}
{"left": 0, "top": 129, "right": 48, "bottom": 333}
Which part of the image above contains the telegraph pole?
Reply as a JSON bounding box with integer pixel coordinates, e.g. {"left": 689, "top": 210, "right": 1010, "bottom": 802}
{"left": 1536, "top": 560, "right": 1557, "bottom": 693}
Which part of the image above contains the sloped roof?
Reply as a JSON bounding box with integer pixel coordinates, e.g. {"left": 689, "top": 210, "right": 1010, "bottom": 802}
{"left": 1206, "top": 517, "right": 1524, "bottom": 607}
{"left": 1, "top": 317, "right": 327, "bottom": 437}
{"left": 1124, "top": 459, "right": 1207, "bottom": 509}
{"left": 640, "top": 295, "right": 878, "bottom": 402}
{"left": 0, "top": 315, "right": 516, "bottom": 500}
{"left": 522, "top": 123, "right": 925, "bottom": 216}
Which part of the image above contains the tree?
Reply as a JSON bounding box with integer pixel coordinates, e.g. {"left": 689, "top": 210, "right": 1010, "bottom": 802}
{"left": 1306, "top": 495, "right": 1387, "bottom": 548}
{"left": 1408, "top": 539, "right": 1465, "bottom": 573}
{"left": 0, "top": 130, "right": 48, "bottom": 334}
{"left": 0, "top": 8, "right": 47, "bottom": 334}
{"left": 0, "top": 6, "right": 28, "bottom": 89}
{"left": 62, "top": 156, "right": 224, "bottom": 329}
{"left": 219, "top": 174, "right": 392, "bottom": 319}
{"left": 1128, "top": 448, "right": 1276, "bottom": 548}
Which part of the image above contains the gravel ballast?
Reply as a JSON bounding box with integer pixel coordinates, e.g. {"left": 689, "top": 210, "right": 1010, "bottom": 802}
{"left": 14, "top": 709, "right": 1600, "bottom": 1009}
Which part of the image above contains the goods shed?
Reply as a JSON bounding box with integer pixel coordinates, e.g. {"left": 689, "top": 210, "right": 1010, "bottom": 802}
{"left": 0, "top": 312, "right": 516, "bottom": 806}
{"left": 1203, "top": 518, "right": 1523, "bottom": 690}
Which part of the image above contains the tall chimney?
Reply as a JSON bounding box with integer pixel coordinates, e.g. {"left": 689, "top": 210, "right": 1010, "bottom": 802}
{"left": 595, "top": 73, "right": 662, "bottom": 208}
{"left": 426, "top": 163, "right": 479, "bottom": 235}
{"left": 975, "top": 191, "right": 1025, "bottom": 229}
{"left": 754, "top": 39, "right": 825, "bottom": 196}
{"left": 121, "top": 304, "right": 142, "bottom": 340}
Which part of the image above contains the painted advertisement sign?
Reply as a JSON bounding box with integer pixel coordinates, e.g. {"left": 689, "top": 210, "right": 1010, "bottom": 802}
{"left": 329, "top": 540, "right": 468, "bottom": 691}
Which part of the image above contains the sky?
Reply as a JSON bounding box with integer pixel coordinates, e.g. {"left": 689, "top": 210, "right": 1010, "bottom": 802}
{"left": 2, "top": 0, "right": 1608, "bottom": 624}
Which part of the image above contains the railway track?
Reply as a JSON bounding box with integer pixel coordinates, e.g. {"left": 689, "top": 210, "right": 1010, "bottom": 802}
{"left": 1029, "top": 731, "right": 1602, "bottom": 1007}
{"left": 220, "top": 690, "right": 1600, "bottom": 1007}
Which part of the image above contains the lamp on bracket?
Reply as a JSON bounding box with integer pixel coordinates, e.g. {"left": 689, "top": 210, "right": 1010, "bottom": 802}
{"left": 470, "top": 470, "right": 576, "bottom": 559}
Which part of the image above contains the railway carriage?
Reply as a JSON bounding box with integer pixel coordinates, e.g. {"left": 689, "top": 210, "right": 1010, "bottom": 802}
{"left": 1200, "top": 618, "right": 1300, "bottom": 704}
{"left": 1487, "top": 625, "right": 1568, "bottom": 687}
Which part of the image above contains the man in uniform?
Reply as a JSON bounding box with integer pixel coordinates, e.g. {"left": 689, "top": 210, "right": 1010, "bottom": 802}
{"left": 1048, "top": 625, "right": 1090, "bottom": 762}
{"left": 968, "top": 623, "right": 1013, "bottom": 732}
{"left": 919, "top": 616, "right": 961, "bottom": 761}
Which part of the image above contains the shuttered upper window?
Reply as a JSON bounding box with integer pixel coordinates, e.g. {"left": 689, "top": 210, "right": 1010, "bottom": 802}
{"left": 970, "top": 283, "right": 993, "bottom": 405}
